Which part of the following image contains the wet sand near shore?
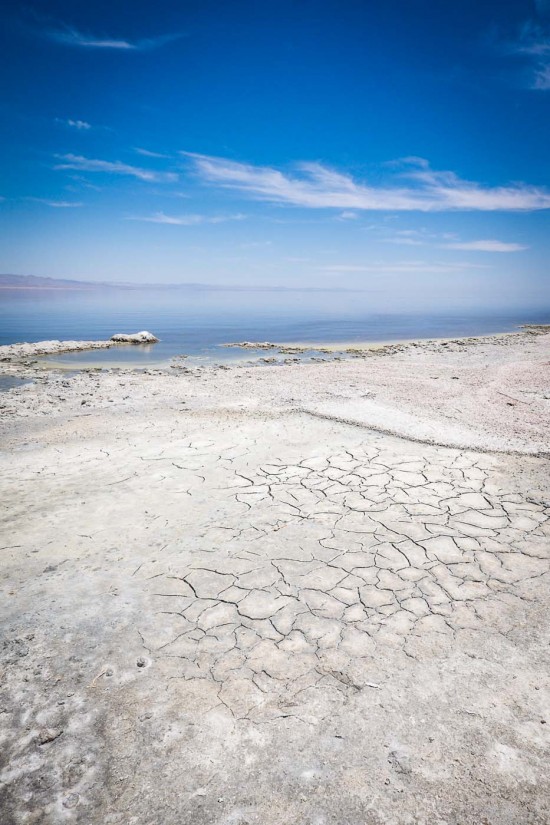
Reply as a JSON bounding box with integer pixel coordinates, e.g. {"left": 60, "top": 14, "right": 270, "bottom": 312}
{"left": 1, "top": 329, "right": 549, "bottom": 824}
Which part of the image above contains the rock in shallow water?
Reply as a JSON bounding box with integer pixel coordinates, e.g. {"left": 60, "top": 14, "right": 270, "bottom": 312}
{"left": 110, "top": 331, "right": 159, "bottom": 344}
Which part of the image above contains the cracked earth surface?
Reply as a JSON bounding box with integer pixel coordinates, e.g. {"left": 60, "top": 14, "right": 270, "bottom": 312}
{"left": 137, "top": 434, "right": 549, "bottom": 708}
{"left": 1, "top": 356, "right": 550, "bottom": 824}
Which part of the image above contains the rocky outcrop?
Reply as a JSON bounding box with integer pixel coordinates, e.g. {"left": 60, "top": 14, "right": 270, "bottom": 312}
{"left": 0, "top": 332, "right": 159, "bottom": 368}
{"left": 0, "top": 340, "right": 112, "bottom": 363}
{"left": 110, "top": 331, "right": 159, "bottom": 344}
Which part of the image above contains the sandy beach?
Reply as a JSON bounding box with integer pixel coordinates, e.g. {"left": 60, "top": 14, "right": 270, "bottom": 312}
{"left": 1, "top": 328, "right": 549, "bottom": 824}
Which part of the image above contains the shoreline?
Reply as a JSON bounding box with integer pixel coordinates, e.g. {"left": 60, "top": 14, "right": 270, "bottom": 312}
{"left": 1, "top": 324, "right": 549, "bottom": 456}
{"left": 0, "top": 337, "right": 161, "bottom": 374}
{"left": 2, "top": 324, "right": 549, "bottom": 377}
{"left": 222, "top": 323, "right": 550, "bottom": 353}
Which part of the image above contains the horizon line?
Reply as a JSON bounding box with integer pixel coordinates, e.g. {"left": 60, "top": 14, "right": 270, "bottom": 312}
{"left": 0, "top": 274, "right": 366, "bottom": 293}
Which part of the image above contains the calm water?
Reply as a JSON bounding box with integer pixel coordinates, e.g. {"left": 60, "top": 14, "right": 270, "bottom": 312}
{"left": 0, "top": 376, "right": 32, "bottom": 391}
{"left": 1, "top": 288, "right": 550, "bottom": 368}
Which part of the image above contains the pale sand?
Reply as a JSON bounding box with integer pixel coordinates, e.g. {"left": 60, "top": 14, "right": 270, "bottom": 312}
{"left": 0, "top": 329, "right": 549, "bottom": 824}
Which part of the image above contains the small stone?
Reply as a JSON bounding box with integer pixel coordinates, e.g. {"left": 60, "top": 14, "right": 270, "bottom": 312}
{"left": 136, "top": 657, "right": 147, "bottom": 668}
{"left": 63, "top": 793, "right": 80, "bottom": 809}
{"left": 37, "top": 727, "right": 63, "bottom": 745}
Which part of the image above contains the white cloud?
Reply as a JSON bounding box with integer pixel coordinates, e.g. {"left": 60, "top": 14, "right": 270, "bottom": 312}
{"left": 54, "top": 154, "right": 177, "bottom": 183}
{"left": 383, "top": 229, "right": 526, "bottom": 252}
{"left": 48, "top": 201, "right": 84, "bottom": 208}
{"left": 67, "top": 119, "right": 91, "bottom": 130}
{"left": 385, "top": 229, "right": 426, "bottom": 246}
{"left": 515, "top": 28, "right": 550, "bottom": 56}
{"left": 47, "top": 27, "right": 183, "bottom": 51}
{"left": 509, "top": 22, "right": 550, "bottom": 90}
{"left": 134, "top": 148, "right": 172, "bottom": 159}
{"left": 56, "top": 118, "right": 92, "bottom": 130}
{"left": 184, "top": 152, "right": 550, "bottom": 212}
{"left": 29, "top": 198, "right": 83, "bottom": 208}
{"left": 441, "top": 239, "right": 527, "bottom": 252}
{"left": 319, "top": 261, "right": 490, "bottom": 274}
{"left": 533, "top": 63, "right": 550, "bottom": 89}
{"left": 127, "top": 212, "right": 246, "bottom": 225}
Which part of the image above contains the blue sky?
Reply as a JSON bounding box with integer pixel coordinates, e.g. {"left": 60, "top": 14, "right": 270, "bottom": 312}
{"left": 0, "top": 0, "right": 549, "bottom": 305}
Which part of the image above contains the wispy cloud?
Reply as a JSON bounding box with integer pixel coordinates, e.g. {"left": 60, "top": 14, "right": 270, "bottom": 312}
{"left": 127, "top": 212, "right": 246, "bottom": 225}
{"left": 184, "top": 152, "right": 550, "bottom": 211}
{"left": 54, "top": 154, "right": 177, "bottom": 183}
{"left": 533, "top": 64, "right": 550, "bottom": 88}
{"left": 28, "top": 198, "right": 83, "bottom": 208}
{"left": 319, "top": 261, "right": 490, "bottom": 274}
{"left": 134, "top": 148, "right": 172, "bottom": 159}
{"left": 384, "top": 229, "right": 428, "bottom": 246}
{"left": 46, "top": 26, "right": 183, "bottom": 51}
{"left": 516, "top": 29, "right": 550, "bottom": 56}
{"left": 56, "top": 118, "right": 92, "bottom": 130}
{"left": 239, "top": 241, "right": 272, "bottom": 249}
{"left": 441, "top": 239, "right": 527, "bottom": 252}
{"left": 384, "top": 229, "right": 526, "bottom": 252}
{"left": 508, "top": 21, "right": 550, "bottom": 90}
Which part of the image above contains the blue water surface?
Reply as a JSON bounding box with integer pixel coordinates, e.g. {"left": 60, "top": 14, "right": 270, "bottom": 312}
{"left": 1, "top": 288, "right": 549, "bottom": 367}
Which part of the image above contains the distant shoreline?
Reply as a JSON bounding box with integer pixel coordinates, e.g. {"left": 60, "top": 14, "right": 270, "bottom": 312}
{"left": 221, "top": 324, "right": 550, "bottom": 352}
{"left": 0, "top": 275, "right": 364, "bottom": 293}
{"left": 2, "top": 324, "right": 549, "bottom": 376}
{"left": 0, "top": 286, "right": 100, "bottom": 291}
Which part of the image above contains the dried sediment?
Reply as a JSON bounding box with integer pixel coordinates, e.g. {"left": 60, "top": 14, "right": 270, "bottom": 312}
{"left": 0, "top": 327, "right": 549, "bottom": 824}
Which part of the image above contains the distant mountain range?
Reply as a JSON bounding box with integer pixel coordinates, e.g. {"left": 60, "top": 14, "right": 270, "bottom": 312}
{"left": 0, "top": 273, "right": 221, "bottom": 291}
{"left": 0, "top": 273, "right": 108, "bottom": 290}
{"left": 0, "top": 273, "right": 358, "bottom": 292}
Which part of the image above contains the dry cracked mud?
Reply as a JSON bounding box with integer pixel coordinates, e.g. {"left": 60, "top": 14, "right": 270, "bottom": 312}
{"left": 1, "top": 349, "right": 550, "bottom": 824}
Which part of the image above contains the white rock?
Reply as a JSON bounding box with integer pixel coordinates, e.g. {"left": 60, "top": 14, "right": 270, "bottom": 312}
{"left": 110, "top": 331, "right": 159, "bottom": 344}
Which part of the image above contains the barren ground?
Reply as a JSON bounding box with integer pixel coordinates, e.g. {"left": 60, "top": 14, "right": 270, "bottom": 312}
{"left": 1, "top": 330, "right": 549, "bottom": 824}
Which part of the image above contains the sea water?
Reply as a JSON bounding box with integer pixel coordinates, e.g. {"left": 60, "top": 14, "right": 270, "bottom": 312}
{"left": 1, "top": 288, "right": 549, "bottom": 368}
